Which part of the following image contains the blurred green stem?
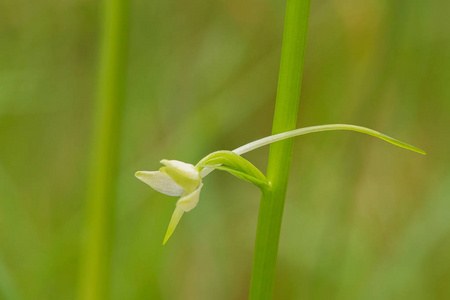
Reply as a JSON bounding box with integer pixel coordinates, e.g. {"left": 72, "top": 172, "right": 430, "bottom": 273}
{"left": 249, "top": 0, "right": 311, "bottom": 299}
{"left": 79, "top": 0, "right": 129, "bottom": 299}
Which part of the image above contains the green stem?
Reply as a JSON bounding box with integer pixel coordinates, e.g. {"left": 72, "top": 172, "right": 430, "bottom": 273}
{"left": 248, "top": 0, "right": 311, "bottom": 298}
{"left": 79, "top": 0, "right": 129, "bottom": 299}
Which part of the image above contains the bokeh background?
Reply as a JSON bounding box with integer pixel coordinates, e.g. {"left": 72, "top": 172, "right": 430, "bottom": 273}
{"left": 1, "top": 0, "right": 449, "bottom": 299}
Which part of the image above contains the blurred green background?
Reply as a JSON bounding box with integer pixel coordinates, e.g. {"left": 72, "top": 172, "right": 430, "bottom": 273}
{"left": 1, "top": 0, "right": 449, "bottom": 299}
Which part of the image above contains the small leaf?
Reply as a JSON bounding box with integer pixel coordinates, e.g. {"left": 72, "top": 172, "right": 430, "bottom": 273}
{"left": 197, "top": 151, "right": 270, "bottom": 190}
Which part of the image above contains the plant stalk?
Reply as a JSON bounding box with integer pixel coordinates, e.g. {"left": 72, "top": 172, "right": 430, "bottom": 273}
{"left": 249, "top": 0, "right": 311, "bottom": 298}
{"left": 79, "top": 0, "right": 129, "bottom": 299}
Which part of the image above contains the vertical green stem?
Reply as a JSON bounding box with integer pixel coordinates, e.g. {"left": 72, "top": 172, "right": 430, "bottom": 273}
{"left": 249, "top": 0, "right": 311, "bottom": 299}
{"left": 79, "top": 0, "right": 129, "bottom": 299}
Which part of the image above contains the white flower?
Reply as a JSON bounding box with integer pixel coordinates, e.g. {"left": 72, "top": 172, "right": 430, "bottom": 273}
{"left": 135, "top": 159, "right": 203, "bottom": 244}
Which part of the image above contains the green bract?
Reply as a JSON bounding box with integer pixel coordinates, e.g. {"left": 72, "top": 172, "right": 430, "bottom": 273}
{"left": 197, "top": 151, "right": 270, "bottom": 190}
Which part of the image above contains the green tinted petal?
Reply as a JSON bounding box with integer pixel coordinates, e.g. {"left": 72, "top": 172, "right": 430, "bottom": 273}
{"left": 160, "top": 159, "right": 201, "bottom": 193}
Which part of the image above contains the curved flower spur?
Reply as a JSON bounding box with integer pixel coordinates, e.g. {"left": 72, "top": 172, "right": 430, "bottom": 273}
{"left": 135, "top": 124, "right": 425, "bottom": 244}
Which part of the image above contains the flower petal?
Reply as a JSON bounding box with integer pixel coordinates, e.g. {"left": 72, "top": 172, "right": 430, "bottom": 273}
{"left": 176, "top": 183, "right": 203, "bottom": 212}
{"left": 135, "top": 171, "right": 183, "bottom": 196}
{"left": 160, "top": 159, "right": 201, "bottom": 193}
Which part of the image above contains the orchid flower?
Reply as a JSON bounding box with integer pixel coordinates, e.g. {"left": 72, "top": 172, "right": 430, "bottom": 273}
{"left": 135, "top": 124, "right": 425, "bottom": 244}
{"left": 135, "top": 160, "right": 204, "bottom": 244}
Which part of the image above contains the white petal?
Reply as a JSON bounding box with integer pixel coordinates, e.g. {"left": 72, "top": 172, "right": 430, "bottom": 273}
{"left": 160, "top": 159, "right": 199, "bottom": 182}
{"left": 160, "top": 159, "right": 201, "bottom": 193}
{"left": 176, "top": 183, "right": 203, "bottom": 212}
{"left": 135, "top": 171, "right": 183, "bottom": 196}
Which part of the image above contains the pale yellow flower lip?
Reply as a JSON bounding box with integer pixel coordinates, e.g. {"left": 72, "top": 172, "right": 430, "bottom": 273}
{"left": 163, "top": 182, "right": 203, "bottom": 245}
